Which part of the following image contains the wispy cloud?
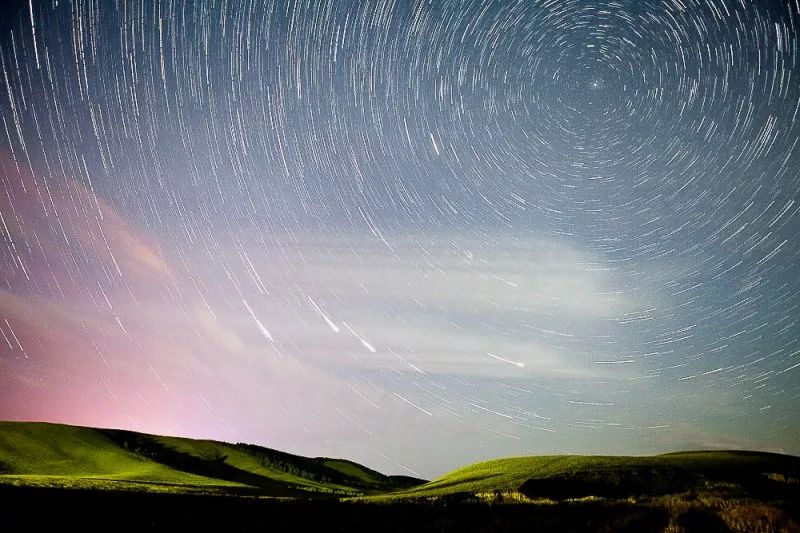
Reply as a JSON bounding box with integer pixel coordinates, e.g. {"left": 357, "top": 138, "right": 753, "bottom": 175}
{"left": 190, "top": 230, "right": 652, "bottom": 380}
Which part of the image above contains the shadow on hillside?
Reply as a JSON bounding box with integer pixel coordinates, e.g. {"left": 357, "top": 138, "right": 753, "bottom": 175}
{"left": 97, "top": 430, "right": 318, "bottom": 497}
{"left": 519, "top": 466, "right": 701, "bottom": 500}
{"left": 518, "top": 465, "right": 800, "bottom": 503}
{"left": 95, "top": 429, "right": 421, "bottom": 495}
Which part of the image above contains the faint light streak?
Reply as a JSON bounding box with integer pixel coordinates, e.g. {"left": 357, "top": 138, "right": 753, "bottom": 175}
{"left": 485, "top": 352, "right": 525, "bottom": 368}
{"left": 242, "top": 298, "right": 273, "bottom": 342}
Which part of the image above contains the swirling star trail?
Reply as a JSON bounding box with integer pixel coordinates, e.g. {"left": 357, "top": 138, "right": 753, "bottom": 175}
{"left": 0, "top": 0, "right": 798, "bottom": 476}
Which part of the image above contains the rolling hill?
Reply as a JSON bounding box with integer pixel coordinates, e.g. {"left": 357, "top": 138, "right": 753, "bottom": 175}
{"left": 0, "top": 421, "right": 423, "bottom": 496}
{"left": 383, "top": 450, "right": 800, "bottom": 501}
{"left": 2, "top": 421, "right": 799, "bottom": 530}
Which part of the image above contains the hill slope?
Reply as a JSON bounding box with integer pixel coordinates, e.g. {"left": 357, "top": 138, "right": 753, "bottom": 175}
{"left": 382, "top": 450, "right": 800, "bottom": 501}
{"left": 0, "top": 421, "right": 423, "bottom": 496}
{"left": 4, "top": 422, "right": 798, "bottom": 531}
{"left": 3, "top": 420, "right": 797, "bottom": 505}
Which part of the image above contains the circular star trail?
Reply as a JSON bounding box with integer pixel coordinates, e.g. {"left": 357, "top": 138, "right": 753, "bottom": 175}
{"left": 0, "top": 0, "right": 798, "bottom": 475}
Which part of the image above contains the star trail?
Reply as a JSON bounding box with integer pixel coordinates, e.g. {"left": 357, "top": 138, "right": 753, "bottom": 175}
{"left": 0, "top": 0, "right": 798, "bottom": 477}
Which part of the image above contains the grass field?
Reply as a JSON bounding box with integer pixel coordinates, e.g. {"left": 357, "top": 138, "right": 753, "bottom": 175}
{"left": 0, "top": 421, "right": 422, "bottom": 496}
{"left": 379, "top": 450, "right": 800, "bottom": 500}
{"left": 2, "top": 421, "right": 798, "bottom": 531}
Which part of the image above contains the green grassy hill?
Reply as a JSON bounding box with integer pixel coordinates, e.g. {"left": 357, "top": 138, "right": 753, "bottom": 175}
{"left": 381, "top": 450, "right": 800, "bottom": 501}
{"left": 2, "top": 420, "right": 798, "bottom": 508}
{"left": 4, "top": 421, "right": 798, "bottom": 531}
{"left": 0, "top": 421, "right": 423, "bottom": 496}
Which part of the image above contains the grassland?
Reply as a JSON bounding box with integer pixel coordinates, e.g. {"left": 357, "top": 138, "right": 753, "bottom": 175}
{"left": 366, "top": 450, "right": 800, "bottom": 531}
{"left": 2, "top": 421, "right": 798, "bottom": 531}
{"left": 0, "top": 421, "right": 422, "bottom": 496}
{"left": 380, "top": 450, "right": 800, "bottom": 500}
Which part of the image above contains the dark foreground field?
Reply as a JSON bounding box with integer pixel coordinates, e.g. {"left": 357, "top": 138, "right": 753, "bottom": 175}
{"left": 0, "top": 484, "right": 782, "bottom": 533}
{"left": 2, "top": 479, "right": 798, "bottom": 532}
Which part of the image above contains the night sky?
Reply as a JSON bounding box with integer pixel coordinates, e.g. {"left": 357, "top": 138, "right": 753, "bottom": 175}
{"left": 1, "top": 0, "right": 798, "bottom": 478}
